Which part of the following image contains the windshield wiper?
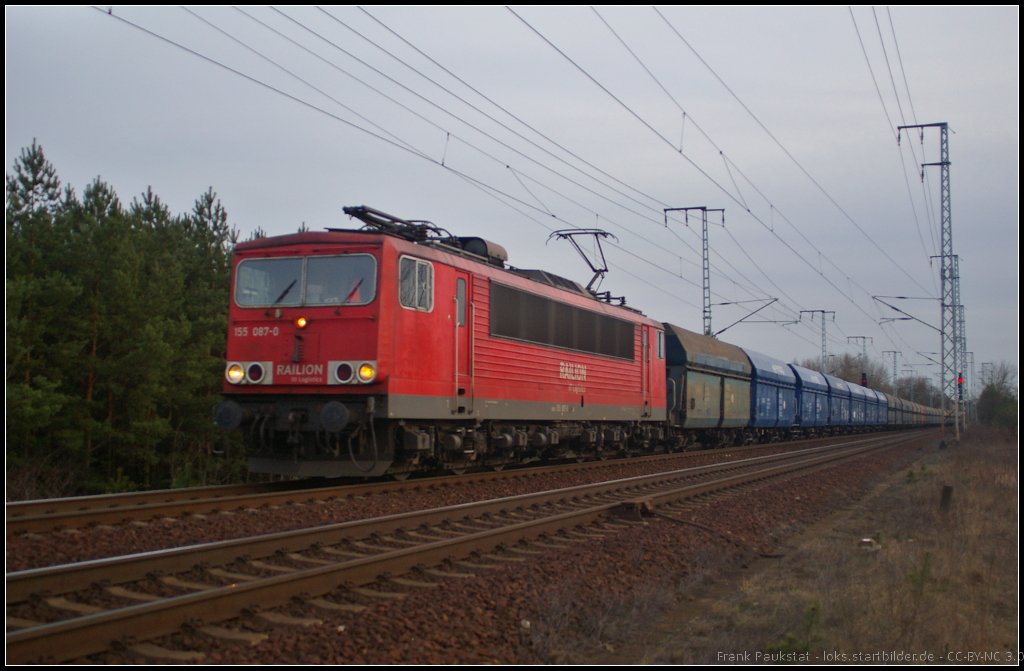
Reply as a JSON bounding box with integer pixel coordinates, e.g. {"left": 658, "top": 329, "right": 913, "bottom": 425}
{"left": 272, "top": 279, "right": 297, "bottom": 306}
{"left": 343, "top": 278, "right": 365, "bottom": 304}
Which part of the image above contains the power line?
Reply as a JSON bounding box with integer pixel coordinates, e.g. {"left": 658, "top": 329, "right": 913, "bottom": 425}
{"left": 886, "top": 7, "right": 919, "bottom": 125}
{"left": 851, "top": 9, "right": 938, "bottom": 301}
{"left": 184, "top": 7, "right": 430, "bottom": 161}
{"left": 267, "top": 7, "right": 763, "bottom": 298}
{"left": 659, "top": 7, "right": 934, "bottom": 299}
{"left": 232, "top": 8, "right": 724, "bottom": 294}
{"left": 288, "top": 8, "right": 801, "bottom": 313}
{"left": 99, "top": 7, "right": 911, "bottom": 357}
{"left": 510, "top": 7, "right": 905, "bottom": 332}
{"left": 872, "top": 7, "right": 908, "bottom": 128}
{"left": 346, "top": 7, "right": 677, "bottom": 221}
{"left": 350, "top": 7, "right": 839, "bottom": 336}
{"left": 589, "top": 6, "right": 801, "bottom": 310}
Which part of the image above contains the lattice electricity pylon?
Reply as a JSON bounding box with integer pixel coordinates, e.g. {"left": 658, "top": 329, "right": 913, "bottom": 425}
{"left": 900, "top": 122, "right": 955, "bottom": 432}
{"left": 664, "top": 207, "right": 724, "bottom": 336}
{"left": 800, "top": 310, "right": 835, "bottom": 371}
{"left": 883, "top": 351, "right": 901, "bottom": 396}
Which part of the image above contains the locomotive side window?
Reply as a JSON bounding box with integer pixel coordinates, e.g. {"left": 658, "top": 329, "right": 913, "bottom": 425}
{"left": 235, "top": 257, "right": 303, "bottom": 307}
{"left": 490, "top": 282, "right": 635, "bottom": 360}
{"left": 456, "top": 278, "right": 467, "bottom": 326}
{"left": 399, "top": 256, "right": 433, "bottom": 311}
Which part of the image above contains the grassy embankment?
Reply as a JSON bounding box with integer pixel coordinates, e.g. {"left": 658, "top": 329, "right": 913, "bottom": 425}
{"left": 646, "top": 428, "right": 1018, "bottom": 664}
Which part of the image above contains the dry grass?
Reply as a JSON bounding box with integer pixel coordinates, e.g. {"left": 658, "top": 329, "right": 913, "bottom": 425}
{"left": 649, "top": 429, "right": 1019, "bottom": 664}
{"left": 526, "top": 533, "right": 742, "bottom": 663}
{"left": 5, "top": 461, "right": 80, "bottom": 502}
{"left": 529, "top": 575, "right": 679, "bottom": 662}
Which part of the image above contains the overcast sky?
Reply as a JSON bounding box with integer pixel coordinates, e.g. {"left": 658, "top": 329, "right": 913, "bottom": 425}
{"left": 6, "top": 6, "right": 1018, "bottom": 394}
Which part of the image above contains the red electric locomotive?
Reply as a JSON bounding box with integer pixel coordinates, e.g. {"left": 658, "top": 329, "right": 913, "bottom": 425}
{"left": 215, "top": 206, "right": 667, "bottom": 478}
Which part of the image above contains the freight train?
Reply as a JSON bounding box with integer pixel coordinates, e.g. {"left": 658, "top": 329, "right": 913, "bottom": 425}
{"left": 214, "top": 206, "right": 941, "bottom": 478}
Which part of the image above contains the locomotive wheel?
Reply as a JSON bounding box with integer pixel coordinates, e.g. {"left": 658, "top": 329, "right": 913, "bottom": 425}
{"left": 392, "top": 472, "right": 411, "bottom": 481}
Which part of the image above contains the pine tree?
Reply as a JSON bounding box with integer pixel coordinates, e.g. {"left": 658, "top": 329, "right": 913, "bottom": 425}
{"left": 6, "top": 142, "right": 84, "bottom": 497}
{"left": 6, "top": 143, "right": 245, "bottom": 497}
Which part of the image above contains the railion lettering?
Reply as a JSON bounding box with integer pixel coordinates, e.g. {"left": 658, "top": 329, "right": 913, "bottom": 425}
{"left": 559, "top": 362, "right": 587, "bottom": 381}
{"left": 276, "top": 363, "right": 324, "bottom": 377}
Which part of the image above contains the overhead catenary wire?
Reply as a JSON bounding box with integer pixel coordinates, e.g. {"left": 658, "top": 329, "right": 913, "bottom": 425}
{"left": 341, "top": 5, "right": 796, "bottom": 316}
{"left": 95, "top": 6, "right": 926, "bottom": 359}
{"left": 587, "top": 6, "right": 855, "bottom": 319}
{"left": 234, "top": 7, "right": 797, "bottom": 316}
{"left": 182, "top": 7, "right": 431, "bottom": 161}
{"left": 509, "top": 6, "right": 909, "bottom": 337}
{"left": 255, "top": 8, "right": 740, "bottom": 288}
{"left": 232, "top": 8, "right": 712, "bottom": 281}
{"left": 274, "top": 7, "right": 897, "bottom": 346}
{"left": 99, "top": 8, "right": 786, "bottom": 347}
{"left": 354, "top": 3, "right": 914, "bottom": 343}
{"left": 322, "top": 7, "right": 859, "bottom": 334}
{"left": 640, "top": 6, "right": 937, "bottom": 353}
{"left": 871, "top": 7, "right": 908, "bottom": 129}
{"left": 264, "top": 13, "right": 734, "bottom": 306}
{"left": 870, "top": 7, "right": 939, "bottom": 287}
{"left": 659, "top": 6, "right": 935, "bottom": 300}
{"left": 595, "top": 6, "right": 938, "bottom": 356}
{"left": 849, "top": 6, "right": 938, "bottom": 293}
{"left": 886, "top": 7, "right": 919, "bottom": 126}
{"left": 564, "top": 6, "right": 953, "bottom": 367}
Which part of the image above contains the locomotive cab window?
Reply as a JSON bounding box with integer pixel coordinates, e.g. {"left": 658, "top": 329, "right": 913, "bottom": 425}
{"left": 234, "top": 254, "right": 377, "bottom": 307}
{"left": 305, "top": 255, "right": 376, "bottom": 306}
{"left": 235, "top": 257, "right": 303, "bottom": 307}
{"left": 399, "top": 256, "right": 433, "bottom": 311}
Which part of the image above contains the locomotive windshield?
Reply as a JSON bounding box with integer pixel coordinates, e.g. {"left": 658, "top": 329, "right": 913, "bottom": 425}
{"left": 235, "top": 254, "right": 377, "bottom": 307}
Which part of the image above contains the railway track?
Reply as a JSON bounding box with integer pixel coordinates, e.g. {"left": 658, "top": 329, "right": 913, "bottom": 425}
{"left": 6, "top": 432, "right": 900, "bottom": 535}
{"left": 6, "top": 431, "right": 932, "bottom": 663}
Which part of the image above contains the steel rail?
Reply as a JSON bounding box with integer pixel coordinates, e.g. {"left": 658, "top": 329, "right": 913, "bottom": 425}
{"left": 6, "top": 431, "right": 933, "bottom": 663}
{"left": 6, "top": 432, "right": 910, "bottom": 533}
{"left": 5, "top": 451, "right": 702, "bottom": 532}
{"left": 6, "top": 480, "right": 304, "bottom": 519}
{"left": 7, "top": 432, "right": 916, "bottom": 603}
{"left": 6, "top": 434, "right": 893, "bottom": 602}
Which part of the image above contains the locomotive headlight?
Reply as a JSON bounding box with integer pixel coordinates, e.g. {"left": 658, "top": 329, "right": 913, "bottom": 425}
{"left": 357, "top": 362, "right": 377, "bottom": 383}
{"left": 247, "top": 362, "right": 265, "bottom": 383}
{"left": 294, "top": 316, "right": 308, "bottom": 329}
{"left": 225, "top": 363, "right": 245, "bottom": 384}
{"left": 335, "top": 362, "right": 354, "bottom": 384}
